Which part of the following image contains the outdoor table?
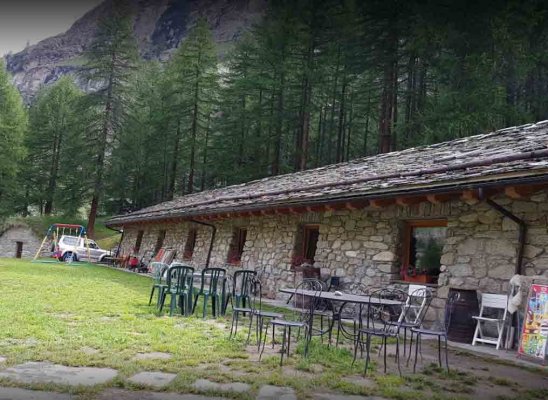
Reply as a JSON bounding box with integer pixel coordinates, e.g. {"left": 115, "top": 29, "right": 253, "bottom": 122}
{"left": 279, "top": 288, "right": 402, "bottom": 306}
{"left": 279, "top": 288, "right": 404, "bottom": 342}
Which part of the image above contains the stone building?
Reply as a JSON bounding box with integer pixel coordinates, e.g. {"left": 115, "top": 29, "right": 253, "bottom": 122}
{"left": 106, "top": 122, "right": 548, "bottom": 314}
{"left": 0, "top": 222, "right": 42, "bottom": 259}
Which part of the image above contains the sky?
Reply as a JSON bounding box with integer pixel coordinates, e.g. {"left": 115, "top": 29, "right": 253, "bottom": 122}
{"left": 0, "top": 0, "right": 103, "bottom": 56}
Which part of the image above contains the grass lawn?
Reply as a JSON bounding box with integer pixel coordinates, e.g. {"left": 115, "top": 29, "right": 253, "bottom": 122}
{"left": 0, "top": 259, "right": 546, "bottom": 399}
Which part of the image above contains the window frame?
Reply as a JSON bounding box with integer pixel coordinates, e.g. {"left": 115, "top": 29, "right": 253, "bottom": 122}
{"left": 401, "top": 219, "right": 447, "bottom": 282}
{"left": 154, "top": 230, "right": 166, "bottom": 254}
{"left": 134, "top": 230, "right": 144, "bottom": 253}
{"left": 183, "top": 229, "right": 197, "bottom": 260}
{"left": 227, "top": 227, "right": 247, "bottom": 265}
{"left": 292, "top": 224, "right": 320, "bottom": 267}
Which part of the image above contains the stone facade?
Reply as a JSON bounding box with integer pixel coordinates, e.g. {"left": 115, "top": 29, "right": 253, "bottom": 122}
{"left": 119, "top": 189, "right": 548, "bottom": 316}
{"left": 0, "top": 225, "right": 42, "bottom": 259}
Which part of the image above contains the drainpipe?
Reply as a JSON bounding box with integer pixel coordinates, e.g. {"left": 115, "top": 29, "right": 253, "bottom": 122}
{"left": 478, "top": 188, "right": 527, "bottom": 275}
{"left": 190, "top": 219, "right": 216, "bottom": 268}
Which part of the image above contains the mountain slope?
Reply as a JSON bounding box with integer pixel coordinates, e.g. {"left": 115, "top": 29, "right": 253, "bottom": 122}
{"left": 4, "top": 0, "right": 266, "bottom": 101}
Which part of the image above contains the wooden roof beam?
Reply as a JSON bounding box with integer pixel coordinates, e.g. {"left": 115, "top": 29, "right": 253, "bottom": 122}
{"left": 396, "top": 196, "right": 426, "bottom": 206}
{"left": 369, "top": 198, "right": 396, "bottom": 208}
{"left": 505, "top": 185, "right": 535, "bottom": 199}
{"left": 426, "top": 193, "right": 455, "bottom": 204}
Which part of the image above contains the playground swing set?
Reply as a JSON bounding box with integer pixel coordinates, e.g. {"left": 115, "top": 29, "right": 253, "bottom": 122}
{"left": 32, "top": 223, "right": 91, "bottom": 264}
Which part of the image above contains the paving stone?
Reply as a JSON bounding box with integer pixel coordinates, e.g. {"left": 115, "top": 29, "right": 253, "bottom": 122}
{"left": 257, "top": 385, "right": 296, "bottom": 400}
{"left": 312, "top": 394, "right": 388, "bottom": 400}
{"left": 0, "top": 387, "right": 71, "bottom": 400}
{"left": 342, "top": 375, "right": 376, "bottom": 388}
{"left": 0, "top": 356, "right": 6, "bottom": 363}
{"left": 133, "top": 352, "right": 172, "bottom": 360}
{"left": 97, "top": 389, "right": 225, "bottom": 400}
{"left": 0, "top": 362, "right": 117, "bottom": 386}
{"left": 128, "top": 371, "right": 177, "bottom": 388}
{"left": 192, "top": 378, "right": 250, "bottom": 393}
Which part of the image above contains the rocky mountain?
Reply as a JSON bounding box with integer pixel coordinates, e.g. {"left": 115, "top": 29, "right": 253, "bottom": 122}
{"left": 4, "top": 0, "right": 266, "bottom": 101}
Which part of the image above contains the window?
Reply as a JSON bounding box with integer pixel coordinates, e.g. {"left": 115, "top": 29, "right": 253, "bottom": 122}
{"left": 292, "top": 225, "right": 319, "bottom": 267}
{"left": 15, "top": 242, "right": 23, "bottom": 258}
{"left": 183, "top": 229, "right": 197, "bottom": 260}
{"left": 402, "top": 220, "right": 447, "bottom": 283}
{"left": 227, "top": 228, "right": 247, "bottom": 264}
{"left": 134, "top": 230, "right": 144, "bottom": 252}
{"left": 62, "top": 237, "right": 79, "bottom": 246}
{"left": 154, "top": 230, "right": 166, "bottom": 254}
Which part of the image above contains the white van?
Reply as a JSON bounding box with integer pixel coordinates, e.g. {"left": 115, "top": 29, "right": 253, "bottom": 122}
{"left": 58, "top": 235, "right": 110, "bottom": 262}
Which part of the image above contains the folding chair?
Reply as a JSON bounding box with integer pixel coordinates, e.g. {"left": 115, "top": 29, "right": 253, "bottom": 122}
{"left": 472, "top": 293, "right": 509, "bottom": 350}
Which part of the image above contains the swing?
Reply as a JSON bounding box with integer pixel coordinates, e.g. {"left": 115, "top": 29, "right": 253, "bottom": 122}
{"left": 32, "top": 223, "right": 91, "bottom": 264}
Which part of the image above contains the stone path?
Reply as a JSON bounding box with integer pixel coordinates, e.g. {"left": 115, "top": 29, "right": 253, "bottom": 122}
{"left": 257, "top": 385, "right": 297, "bottom": 400}
{"left": 192, "top": 378, "right": 250, "bottom": 393}
{"left": 128, "top": 372, "right": 177, "bottom": 388}
{"left": 312, "top": 395, "right": 388, "bottom": 400}
{"left": 0, "top": 387, "right": 71, "bottom": 400}
{"left": 0, "top": 362, "right": 117, "bottom": 386}
{"left": 133, "top": 352, "right": 172, "bottom": 361}
{"left": 97, "top": 389, "right": 225, "bottom": 400}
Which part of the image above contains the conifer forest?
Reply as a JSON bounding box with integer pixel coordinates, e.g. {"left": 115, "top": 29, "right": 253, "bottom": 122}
{"left": 1, "top": 0, "right": 547, "bottom": 236}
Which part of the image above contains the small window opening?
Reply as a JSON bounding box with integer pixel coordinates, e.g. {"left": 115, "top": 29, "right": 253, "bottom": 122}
{"left": 183, "top": 229, "right": 197, "bottom": 260}
{"left": 15, "top": 242, "right": 23, "bottom": 258}
{"left": 292, "top": 225, "right": 319, "bottom": 267}
{"left": 227, "top": 228, "right": 247, "bottom": 265}
{"left": 135, "top": 230, "right": 144, "bottom": 253}
{"left": 154, "top": 230, "right": 166, "bottom": 254}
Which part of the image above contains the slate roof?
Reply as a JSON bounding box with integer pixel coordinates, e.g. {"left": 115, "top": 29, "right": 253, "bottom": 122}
{"left": 107, "top": 121, "right": 548, "bottom": 226}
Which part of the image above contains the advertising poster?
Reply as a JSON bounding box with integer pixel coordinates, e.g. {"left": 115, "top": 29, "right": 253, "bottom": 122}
{"left": 518, "top": 284, "right": 548, "bottom": 361}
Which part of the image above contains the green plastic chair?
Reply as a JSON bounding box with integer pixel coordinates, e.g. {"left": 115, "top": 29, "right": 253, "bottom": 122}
{"left": 148, "top": 262, "right": 169, "bottom": 307}
{"left": 192, "top": 267, "right": 226, "bottom": 318}
{"left": 224, "top": 269, "right": 257, "bottom": 314}
{"left": 159, "top": 264, "right": 195, "bottom": 316}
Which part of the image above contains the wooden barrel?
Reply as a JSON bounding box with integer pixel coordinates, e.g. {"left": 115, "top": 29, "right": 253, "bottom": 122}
{"left": 447, "top": 288, "right": 479, "bottom": 343}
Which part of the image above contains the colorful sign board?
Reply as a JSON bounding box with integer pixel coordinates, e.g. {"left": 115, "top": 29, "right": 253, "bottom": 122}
{"left": 518, "top": 284, "right": 548, "bottom": 361}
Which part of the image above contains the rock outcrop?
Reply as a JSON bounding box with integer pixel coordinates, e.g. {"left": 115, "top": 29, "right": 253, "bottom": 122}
{"left": 4, "top": 0, "right": 266, "bottom": 101}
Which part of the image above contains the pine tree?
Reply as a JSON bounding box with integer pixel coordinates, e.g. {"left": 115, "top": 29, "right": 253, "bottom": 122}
{"left": 166, "top": 18, "right": 218, "bottom": 194}
{"left": 81, "top": 0, "right": 138, "bottom": 237}
{"left": 26, "top": 77, "right": 83, "bottom": 215}
{"left": 0, "top": 60, "right": 27, "bottom": 216}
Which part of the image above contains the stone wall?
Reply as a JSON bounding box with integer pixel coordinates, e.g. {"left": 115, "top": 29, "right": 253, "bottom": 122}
{"left": 118, "top": 189, "right": 548, "bottom": 312}
{"left": 0, "top": 225, "right": 42, "bottom": 259}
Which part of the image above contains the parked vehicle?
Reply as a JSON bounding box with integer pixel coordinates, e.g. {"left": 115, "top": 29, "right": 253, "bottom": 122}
{"left": 57, "top": 235, "right": 110, "bottom": 262}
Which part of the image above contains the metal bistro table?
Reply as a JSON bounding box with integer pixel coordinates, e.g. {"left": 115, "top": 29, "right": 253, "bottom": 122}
{"left": 279, "top": 287, "right": 404, "bottom": 344}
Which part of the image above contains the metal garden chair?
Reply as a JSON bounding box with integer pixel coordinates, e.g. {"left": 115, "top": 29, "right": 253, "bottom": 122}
{"left": 354, "top": 288, "right": 407, "bottom": 376}
{"left": 408, "top": 291, "right": 459, "bottom": 373}
{"left": 385, "top": 285, "right": 433, "bottom": 357}
{"left": 192, "top": 267, "right": 226, "bottom": 318}
{"left": 260, "top": 280, "right": 322, "bottom": 366}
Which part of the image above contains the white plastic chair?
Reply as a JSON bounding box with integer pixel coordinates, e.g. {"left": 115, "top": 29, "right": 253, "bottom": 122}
{"left": 472, "top": 293, "right": 509, "bottom": 350}
{"left": 398, "top": 284, "right": 430, "bottom": 324}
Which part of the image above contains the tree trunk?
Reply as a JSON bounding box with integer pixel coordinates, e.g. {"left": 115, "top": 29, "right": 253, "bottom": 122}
{"left": 200, "top": 113, "right": 211, "bottom": 191}
{"left": 87, "top": 60, "right": 114, "bottom": 238}
{"left": 44, "top": 128, "right": 62, "bottom": 215}
{"left": 187, "top": 76, "right": 200, "bottom": 194}
{"left": 336, "top": 75, "right": 347, "bottom": 162}
{"left": 272, "top": 72, "right": 285, "bottom": 176}
{"left": 167, "top": 118, "right": 182, "bottom": 200}
{"left": 378, "top": 28, "right": 398, "bottom": 154}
